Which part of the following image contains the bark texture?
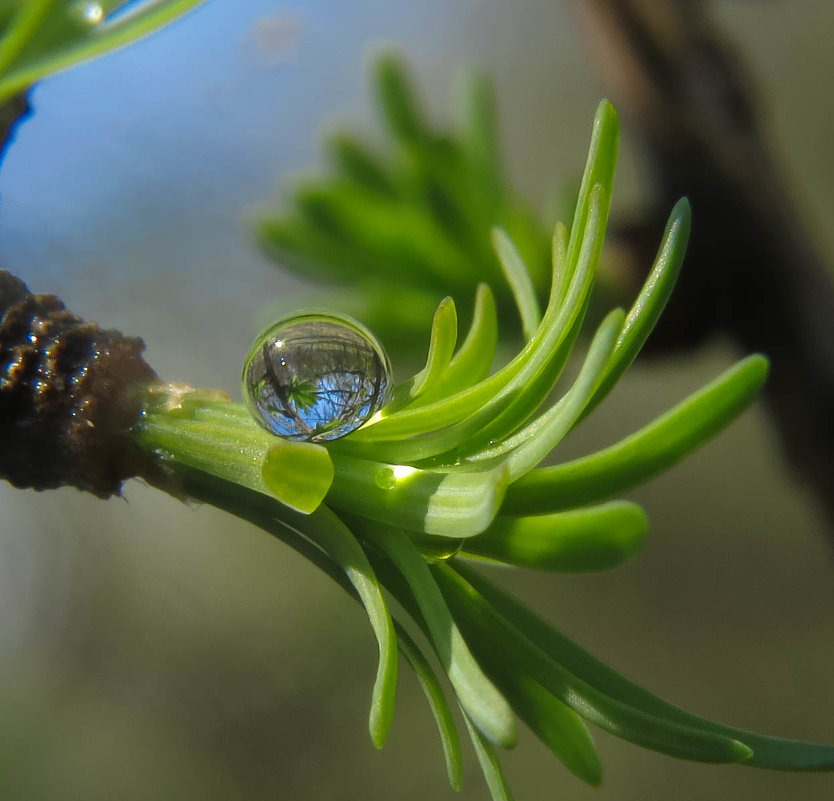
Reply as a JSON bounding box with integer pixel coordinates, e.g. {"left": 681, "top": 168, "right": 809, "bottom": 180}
{"left": 0, "top": 270, "right": 159, "bottom": 497}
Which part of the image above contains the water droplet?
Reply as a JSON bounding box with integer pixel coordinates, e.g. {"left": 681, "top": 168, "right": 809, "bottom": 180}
{"left": 71, "top": 1, "right": 104, "bottom": 25}
{"left": 374, "top": 464, "right": 418, "bottom": 489}
{"left": 375, "top": 468, "right": 396, "bottom": 490}
{"left": 243, "top": 311, "right": 392, "bottom": 442}
{"left": 411, "top": 534, "right": 464, "bottom": 562}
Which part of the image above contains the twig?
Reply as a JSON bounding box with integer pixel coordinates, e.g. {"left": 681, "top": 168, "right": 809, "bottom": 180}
{"left": 0, "top": 270, "right": 159, "bottom": 497}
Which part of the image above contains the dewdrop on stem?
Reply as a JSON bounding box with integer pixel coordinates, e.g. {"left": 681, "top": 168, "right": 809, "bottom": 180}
{"left": 242, "top": 311, "right": 392, "bottom": 441}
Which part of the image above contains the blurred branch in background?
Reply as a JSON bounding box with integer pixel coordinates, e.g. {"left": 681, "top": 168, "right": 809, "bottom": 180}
{"left": 0, "top": 90, "right": 28, "bottom": 164}
{"left": 573, "top": 0, "right": 834, "bottom": 529}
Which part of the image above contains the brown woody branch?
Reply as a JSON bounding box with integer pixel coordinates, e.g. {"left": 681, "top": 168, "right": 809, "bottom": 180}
{"left": 0, "top": 270, "right": 159, "bottom": 497}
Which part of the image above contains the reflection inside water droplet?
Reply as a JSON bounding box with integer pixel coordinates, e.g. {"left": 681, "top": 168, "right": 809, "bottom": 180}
{"left": 243, "top": 311, "right": 392, "bottom": 442}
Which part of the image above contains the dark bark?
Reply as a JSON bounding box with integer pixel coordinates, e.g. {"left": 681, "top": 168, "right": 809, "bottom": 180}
{"left": 0, "top": 270, "right": 159, "bottom": 497}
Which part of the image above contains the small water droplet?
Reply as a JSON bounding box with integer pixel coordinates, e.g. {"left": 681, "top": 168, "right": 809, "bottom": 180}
{"left": 71, "top": 1, "right": 104, "bottom": 25}
{"left": 243, "top": 311, "right": 392, "bottom": 442}
{"left": 375, "top": 468, "right": 396, "bottom": 490}
{"left": 412, "top": 534, "right": 464, "bottom": 562}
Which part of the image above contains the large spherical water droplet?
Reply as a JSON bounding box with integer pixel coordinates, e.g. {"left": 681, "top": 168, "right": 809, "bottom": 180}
{"left": 242, "top": 311, "right": 392, "bottom": 442}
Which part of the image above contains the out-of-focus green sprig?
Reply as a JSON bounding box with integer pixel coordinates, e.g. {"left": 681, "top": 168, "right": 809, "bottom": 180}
{"left": 256, "top": 52, "right": 551, "bottom": 347}
{"left": 133, "top": 99, "right": 834, "bottom": 798}
{"left": 0, "top": 0, "right": 207, "bottom": 104}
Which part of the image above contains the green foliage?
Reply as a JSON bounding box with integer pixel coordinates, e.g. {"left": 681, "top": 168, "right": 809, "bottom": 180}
{"left": 132, "top": 93, "right": 834, "bottom": 800}
{"left": 285, "top": 375, "right": 319, "bottom": 412}
{"left": 0, "top": 0, "right": 207, "bottom": 103}
{"left": 256, "top": 51, "right": 551, "bottom": 344}
{"left": 261, "top": 438, "right": 333, "bottom": 514}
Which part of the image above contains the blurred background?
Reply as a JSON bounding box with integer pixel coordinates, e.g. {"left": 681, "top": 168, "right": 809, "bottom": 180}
{"left": 1, "top": 1, "right": 834, "bottom": 798}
